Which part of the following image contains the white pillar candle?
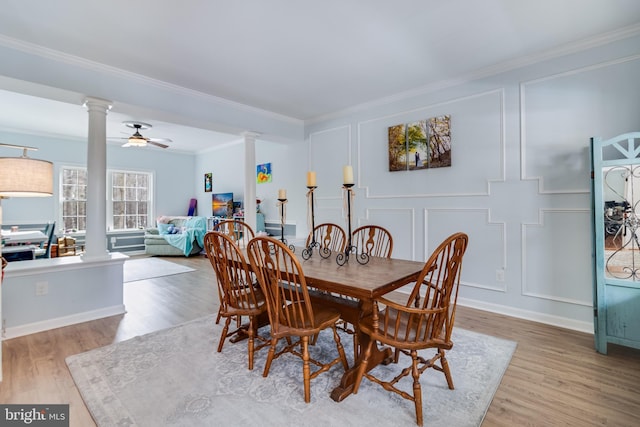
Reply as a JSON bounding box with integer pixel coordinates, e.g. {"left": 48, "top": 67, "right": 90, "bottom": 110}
{"left": 343, "top": 165, "right": 354, "bottom": 185}
{"left": 278, "top": 188, "right": 287, "bottom": 199}
{"left": 307, "top": 171, "right": 316, "bottom": 187}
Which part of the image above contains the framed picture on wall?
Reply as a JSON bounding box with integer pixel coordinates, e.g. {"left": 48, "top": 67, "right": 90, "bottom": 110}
{"left": 204, "top": 173, "right": 212, "bottom": 192}
{"left": 388, "top": 114, "right": 451, "bottom": 171}
{"left": 257, "top": 163, "right": 272, "bottom": 183}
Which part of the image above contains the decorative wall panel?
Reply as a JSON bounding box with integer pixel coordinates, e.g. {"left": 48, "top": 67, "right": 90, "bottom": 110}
{"left": 426, "top": 208, "right": 506, "bottom": 292}
{"left": 522, "top": 209, "right": 592, "bottom": 305}
{"left": 357, "top": 90, "right": 504, "bottom": 198}
{"left": 521, "top": 55, "right": 640, "bottom": 194}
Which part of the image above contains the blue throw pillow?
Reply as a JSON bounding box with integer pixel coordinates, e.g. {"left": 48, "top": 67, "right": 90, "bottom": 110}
{"left": 158, "top": 223, "right": 171, "bottom": 235}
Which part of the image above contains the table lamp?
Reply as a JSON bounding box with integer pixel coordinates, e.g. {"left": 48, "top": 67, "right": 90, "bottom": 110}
{"left": 0, "top": 142, "right": 53, "bottom": 382}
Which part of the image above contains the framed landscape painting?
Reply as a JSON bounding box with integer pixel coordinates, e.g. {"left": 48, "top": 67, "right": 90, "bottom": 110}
{"left": 212, "top": 192, "right": 233, "bottom": 217}
{"left": 388, "top": 123, "right": 407, "bottom": 171}
{"left": 427, "top": 115, "right": 452, "bottom": 168}
{"left": 388, "top": 115, "right": 451, "bottom": 171}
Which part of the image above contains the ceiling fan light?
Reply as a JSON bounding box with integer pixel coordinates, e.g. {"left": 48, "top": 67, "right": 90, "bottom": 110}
{"left": 127, "top": 136, "right": 147, "bottom": 147}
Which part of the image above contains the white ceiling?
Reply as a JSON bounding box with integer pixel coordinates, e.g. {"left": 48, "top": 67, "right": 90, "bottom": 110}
{"left": 0, "top": 0, "right": 640, "bottom": 152}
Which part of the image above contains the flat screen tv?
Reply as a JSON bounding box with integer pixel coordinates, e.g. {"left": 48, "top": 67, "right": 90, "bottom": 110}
{"left": 212, "top": 192, "right": 233, "bottom": 217}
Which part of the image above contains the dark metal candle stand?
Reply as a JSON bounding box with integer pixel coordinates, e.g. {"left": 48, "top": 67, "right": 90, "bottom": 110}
{"left": 278, "top": 198, "right": 295, "bottom": 252}
{"left": 302, "top": 186, "right": 327, "bottom": 259}
{"left": 336, "top": 183, "right": 369, "bottom": 266}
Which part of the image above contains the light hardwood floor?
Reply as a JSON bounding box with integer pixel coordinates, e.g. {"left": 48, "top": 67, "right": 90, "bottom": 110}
{"left": 1, "top": 254, "right": 639, "bottom": 426}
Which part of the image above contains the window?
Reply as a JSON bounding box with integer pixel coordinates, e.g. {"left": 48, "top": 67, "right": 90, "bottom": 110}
{"left": 61, "top": 167, "right": 87, "bottom": 232}
{"left": 111, "top": 171, "right": 150, "bottom": 230}
{"left": 60, "top": 167, "right": 153, "bottom": 232}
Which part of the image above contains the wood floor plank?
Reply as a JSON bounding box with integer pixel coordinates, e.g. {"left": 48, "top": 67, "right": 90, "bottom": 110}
{"left": 1, "top": 254, "right": 639, "bottom": 426}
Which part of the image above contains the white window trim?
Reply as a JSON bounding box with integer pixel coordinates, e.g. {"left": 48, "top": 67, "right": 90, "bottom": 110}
{"left": 106, "top": 168, "right": 155, "bottom": 232}
{"left": 59, "top": 166, "right": 155, "bottom": 233}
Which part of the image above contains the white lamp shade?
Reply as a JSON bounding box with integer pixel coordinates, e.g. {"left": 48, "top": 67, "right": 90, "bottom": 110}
{"left": 123, "top": 136, "right": 147, "bottom": 147}
{"left": 0, "top": 157, "right": 53, "bottom": 197}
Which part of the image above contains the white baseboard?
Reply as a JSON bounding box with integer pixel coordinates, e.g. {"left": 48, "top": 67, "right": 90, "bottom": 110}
{"left": 456, "top": 297, "right": 594, "bottom": 334}
{"left": 391, "top": 289, "right": 593, "bottom": 334}
{"left": 3, "top": 305, "right": 126, "bottom": 340}
{"left": 123, "top": 250, "right": 146, "bottom": 256}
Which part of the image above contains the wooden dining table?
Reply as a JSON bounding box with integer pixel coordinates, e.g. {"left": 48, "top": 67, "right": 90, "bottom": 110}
{"left": 291, "top": 247, "right": 426, "bottom": 402}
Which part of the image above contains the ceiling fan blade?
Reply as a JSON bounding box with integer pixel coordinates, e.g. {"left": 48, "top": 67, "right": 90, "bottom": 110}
{"left": 147, "top": 140, "right": 169, "bottom": 149}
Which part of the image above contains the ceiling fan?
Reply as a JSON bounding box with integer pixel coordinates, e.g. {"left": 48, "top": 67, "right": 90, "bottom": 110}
{"left": 112, "top": 121, "right": 171, "bottom": 149}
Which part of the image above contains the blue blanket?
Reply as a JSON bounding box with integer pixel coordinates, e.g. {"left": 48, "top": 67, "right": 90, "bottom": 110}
{"left": 163, "top": 217, "right": 207, "bottom": 256}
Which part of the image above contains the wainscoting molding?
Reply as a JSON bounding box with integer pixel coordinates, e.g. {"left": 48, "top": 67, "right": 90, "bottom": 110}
{"left": 425, "top": 208, "right": 507, "bottom": 293}
{"left": 356, "top": 88, "right": 506, "bottom": 199}
{"left": 521, "top": 208, "right": 592, "bottom": 306}
{"left": 520, "top": 53, "right": 640, "bottom": 195}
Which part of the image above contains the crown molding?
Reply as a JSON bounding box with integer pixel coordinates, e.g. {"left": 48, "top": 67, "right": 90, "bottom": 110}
{"left": 307, "top": 23, "right": 640, "bottom": 124}
{"left": 0, "top": 34, "right": 303, "bottom": 126}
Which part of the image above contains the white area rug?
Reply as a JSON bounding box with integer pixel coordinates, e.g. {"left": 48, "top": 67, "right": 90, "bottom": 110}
{"left": 66, "top": 315, "right": 516, "bottom": 427}
{"left": 123, "top": 257, "right": 195, "bottom": 283}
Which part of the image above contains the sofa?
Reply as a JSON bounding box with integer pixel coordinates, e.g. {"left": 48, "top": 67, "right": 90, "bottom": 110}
{"left": 144, "top": 216, "right": 206, "bottom": 257}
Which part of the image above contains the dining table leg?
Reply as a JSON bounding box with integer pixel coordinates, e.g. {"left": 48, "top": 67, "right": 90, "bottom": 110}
{"left": 330, "top": 299, "right": 392, "bottom": 402}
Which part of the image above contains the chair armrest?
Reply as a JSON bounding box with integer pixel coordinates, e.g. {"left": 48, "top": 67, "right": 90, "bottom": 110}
{"left": 377, "top": 295, "right": 444, "bottom": 315}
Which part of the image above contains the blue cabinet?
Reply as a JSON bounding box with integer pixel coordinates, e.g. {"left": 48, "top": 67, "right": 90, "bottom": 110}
{"left": 591, "top": 132, "right": 640, "bottom": 354}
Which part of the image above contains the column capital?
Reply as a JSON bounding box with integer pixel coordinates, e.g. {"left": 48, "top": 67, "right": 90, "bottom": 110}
{"left": 242, "top": 131, "right": 261, "bottom": 141}
{"left": 83, "top": 96, "right": 112, "bottom": 112}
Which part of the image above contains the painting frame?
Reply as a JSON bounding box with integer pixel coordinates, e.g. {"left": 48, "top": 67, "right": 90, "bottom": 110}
{"left": 212, "top": 192, "right": 233, "bottom": 217}
{"left": 256, "top": 163, "right": 272, "bottom": 184}
{"left": 204, "top": 173, "right": 212, "bottom": 192}
{"left": 388, "top": 114, "right": 451, "bottom": 171}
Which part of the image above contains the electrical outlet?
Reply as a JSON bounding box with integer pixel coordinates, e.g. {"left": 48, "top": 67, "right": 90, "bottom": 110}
{"left": 36, "top": 281, "right": 48, "bottom": 296}
{"left": 496, "top": 269, "right": 505, "bottom": 282}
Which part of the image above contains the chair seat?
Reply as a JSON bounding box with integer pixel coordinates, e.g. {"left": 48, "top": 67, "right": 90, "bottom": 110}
{"left": 359, "top": 308, "right": 452, "bottom": 351}
{"left": 226, "top": 287, "right": 267, "bottom": 314}
{"left": 274, "top": 301, "right": 342, "bottom": 338}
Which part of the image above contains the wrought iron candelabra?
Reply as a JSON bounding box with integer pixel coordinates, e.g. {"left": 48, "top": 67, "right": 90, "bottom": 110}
{"left": 278, "top": 198, "right": 295, "bottom": 252}
{"left": 336, "top": 183, "right": 369, "bottom": 266}
{"left": 302, "top": 186, "right": 325, "bottom": 259}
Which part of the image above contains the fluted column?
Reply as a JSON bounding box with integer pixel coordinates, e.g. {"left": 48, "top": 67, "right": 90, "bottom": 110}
{"left": 243, "top": 132, "right": 259, "bottom": 231}
{"left": 83, "top": 97, "right": 112, "bottom": 260}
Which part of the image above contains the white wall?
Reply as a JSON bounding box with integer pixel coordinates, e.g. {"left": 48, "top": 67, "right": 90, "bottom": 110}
{"left": 0, "top": 131, "right": 196, "bottom": 225}
{"left": 303, "top": 34, "right": 640, "bottom": 332}
{"left": 2, "top": 254, "right": 127, "bottom": 338}
{"left": 194, "top": 138, "right": 307, "bottom": 234}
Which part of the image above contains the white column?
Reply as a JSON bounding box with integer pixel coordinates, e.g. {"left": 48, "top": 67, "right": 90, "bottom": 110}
{"left": 243, "top": 132, "right": 259, "bottom": 232}
{"left": 83, "top": 97, "right": 112, "bottom": 260}
{"left": 0, "top": 199, "right": 3, "bottom": 381}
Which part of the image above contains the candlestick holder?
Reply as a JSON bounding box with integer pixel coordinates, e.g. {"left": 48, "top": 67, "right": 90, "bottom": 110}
{"left": 336, "top": 183, "right": 369, "bottom": 266}
{"left": 277, "top": 198, "right": 295, "bottom": 252}
{"left": 302, "top": 186, "right": 325, "bottom": 259}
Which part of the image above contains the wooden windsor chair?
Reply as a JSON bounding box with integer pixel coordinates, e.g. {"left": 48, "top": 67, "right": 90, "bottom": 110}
{"left": 352, "top": 232, "right": 469, "bottom": 426}
{"left": 203, "top": 231, "right": 268, "bottom": 370}
{"left": 212, "top": 219, "right": 256, "bottom": 325}
{"left": 247, "top": 236, "right": 349, "bottom": 403}
{"left": 351, "top": 224, "right": 393, "bottom": 258}
{"left": 305, "top": 222, "right": 346, "bottom": 254}
{"left": 214, "top": 219, "right": 255, "bottom": 248}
